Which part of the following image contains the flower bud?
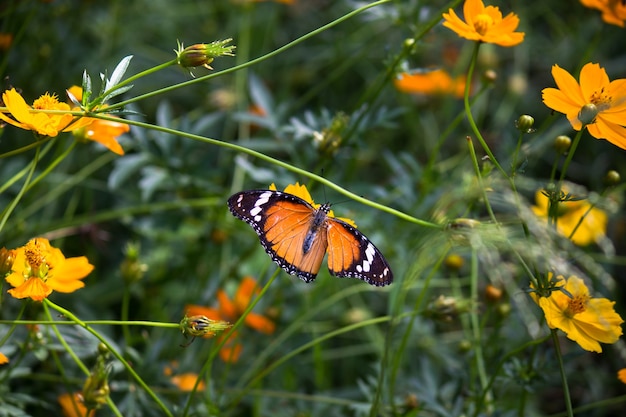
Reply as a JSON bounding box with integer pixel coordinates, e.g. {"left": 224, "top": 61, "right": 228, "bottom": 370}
{"left": 120, "top": 242, "right": 147, "bottom": 284}
{"left": 0, "top": 247, "right": 15, "bottom": 277}
{"left": 81, "top": 345, "right": 111, "bottom": 410}
{"left": 578, "top": 104, "right": 598, "bottom": 125}
{"left": 483, "top": 69, "right": 497, "bottom": 84}
{"left": 605, "top": 170, "right": 620, "bottom": 185}
{"left": 484, "top": 284, "right": 503, "bottom": 302}
{"left": 424, "top": 295, "right": 472, "bottom": 322}
{"left": 515, "top": 115, "right": 535, "bottom": 133}
{"left": 176, "top": 39, "right": 235, "bottom": 70}
{"left": 180, "top": 315, "right": 232, "bottom": 338}
{"left": 553, "top": 135, "right": 571, "bottom": 153}
{"left": 444, "top": 254, "right": 464, "bottom": 271}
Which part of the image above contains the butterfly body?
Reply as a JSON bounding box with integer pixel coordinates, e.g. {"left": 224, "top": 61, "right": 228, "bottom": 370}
{"left": 228, "top": 190, "right": 393, "bottom": 286}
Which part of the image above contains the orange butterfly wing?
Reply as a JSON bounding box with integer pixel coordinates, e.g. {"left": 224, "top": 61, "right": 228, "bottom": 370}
{"left": 326, "top": 218, "right": 392, "bottom": 286}
{"left": 228, "top": 190, "right": 328, "bottom": 282}
{"left": 228, "top": 190, "right": 393, "bottom": 286}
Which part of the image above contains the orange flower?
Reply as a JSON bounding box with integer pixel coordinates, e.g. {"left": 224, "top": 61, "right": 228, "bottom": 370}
{"left": 67, "top": 86, "right": 129, "bottom": 155}
{"left": 5, "top": 237, "right": 94, "bottom": 301}
{"left": 543, "top": 63, "right": 626, "bottom": 150}
{"left": 170, "top": 373, "right": 206, "bottom": 391}
{"left": 531, "top": 275, "right": 623, "bottom": 353}
{"left": 0, "top": 33, "right": 12, "bottom": 50}
{"left": 58, "top": 393, "right": 94, "bottom": 417}
{"left": 442, "top": 0, "right": 524, "bottom": 47}
{"left": 581, "top": 0, "right": 626, "bottom": 27}
{"left": 395, "top": 69, "right": 467, "bottom": 98}
{"left": 618, "top": 368, "right": 626, "bottom": 384}
{"left": 0, "top": 88, "right": 90, "bottom": 137}
{"left": 186, "top": 276, "right": 275, "bottom": 362}
{"left": 0, "top": 352, "right": 8, "bottom": 365}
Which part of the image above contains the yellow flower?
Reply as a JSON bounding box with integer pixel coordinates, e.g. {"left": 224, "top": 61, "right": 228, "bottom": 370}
{"left": 0, "top": 88, "right": 90, "bottom": 137}
{"left": 618, "top": 368, "right": 626, "bottom": 384}
{"left": 170, "top": 373, "right": 206, "bottom": 392}
{"left": 532, "top": 275, "right": 623, "bottom": 353}
{"left": 5, "top": 238, "right": 94, "bottom": 301}
{"left": 581, "top": 0, "right": 626, "bottom": 27}
{"left": 269, "top": 182, "right": 357, "bottom": 227}
{"left": 531, "top": 190, "right": 607, "bottom": 246}
{"left": 442, "top": 0, "right": 524, "bottom": 47}
{"left": 395, "top": 70, "right": 467, "bottom": 98}
{"left": 58, "top": 393, "right": 94, "bottom": 417}
{"left": 67, "top": 86, "right": 129, "bottom": 155}
{"left": 0, "top": 352, "right": 8, "bottom": 365}
{"left": 186, "top": 276, "right": 275, "bottom": 363}
{"left": 542, "top": 63, "right": 626, "bottom": 150}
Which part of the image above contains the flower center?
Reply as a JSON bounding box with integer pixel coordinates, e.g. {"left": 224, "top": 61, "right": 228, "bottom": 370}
{"left": 565, "top": 294, "right": 589, "bottom": 317}
{"left": 589, "top": 87, "right": 611, "bottom": 112}
{"left": 474, "top": 14, "right": 494, "bottom": 35}
{"left": 33, "top": 92, "right": 61, "bottom": 110}
{"left": 24, "top": 239, "right": 49, "bottom": 279}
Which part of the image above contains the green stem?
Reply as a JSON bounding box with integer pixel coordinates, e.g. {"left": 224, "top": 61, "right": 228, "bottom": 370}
{"left": 45, "top": 299, "right": 173, "bottom": 417}
{"left": 0, "top": 319, "right": 180, "bottom": 327}
{"left": 0, "top": 146, "right": 40, "bottom": 234}
{"left": 470, "top": 248, "right": 492, "bottom": 414}
{"left": 551, "top": 329, "right": 574, "bottom": 417}
{"left": 182, "top": 270, "right": 280, "bottom": 417}
{"left": 94, "top": 114, "right": 441, "bottom": 230}
{"left": 42, "top": 302, "right": 123, "bottom": 417}
{"left": 104, "top": 0, "right": 393, "bottom": 112}
{"left": 463, "top": 42, "right": 508, "bottom": 179}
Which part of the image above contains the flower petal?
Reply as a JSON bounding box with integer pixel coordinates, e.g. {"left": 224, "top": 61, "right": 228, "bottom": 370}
{"left": 245, "top": 312, "right": 275, "bottom": 334}
{"left": 579, "top": 63, "right": 609, "bottom": 101}
{"left": 587, "top": 119, "right": 626, "bottom": 150}
{"left": 8, "top": 277, "right": 52, "bottom": 301}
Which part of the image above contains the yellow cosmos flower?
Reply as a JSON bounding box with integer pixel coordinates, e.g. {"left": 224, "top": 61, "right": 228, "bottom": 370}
{"left": 532, "top": 275, "right": 623, "bottom": 353}
{"left": 186, "top": 276, "right": 275, "bottom": 363}
{"left": 618, "top": 368, "right": 626, "bottom": 384}
{"left": 58, "top": 393, "right": 94, "bottom": 417}
{"left": 269, "top": 182, "right": 357, "bottom": 227}
{"left": 5, "top": 237, "right": 94, "bottom": 301}
{"left": 67, "top": 86, "right": 129, "bottom": 155}
{"left": 0, "top": 88, "right": 90, "bottom": 137}
{"left": 542, "top": 63, "right": 626, "bottom": 150}
{"left": 442, "top": 0, "right": 525, "bottom": 47}
{"left": 0, "top": 352, "right": 8, "bottom": 365}
{"left": 581, "top": 0, "right": 626, "bottom": 27}
{"left": 395, "top": 70, "right": 467, "bottom": 98}
{"left": 531, "top": 190, "right": 607, "bottom": 246}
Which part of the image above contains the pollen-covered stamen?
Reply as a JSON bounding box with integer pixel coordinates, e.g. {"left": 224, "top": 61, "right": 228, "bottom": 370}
{"left": 32, "top": 93, "right": 61, "bottom": 110}
{"left": 565, "top": 294, "right": 589, "bottom": 317}
{"left": 474, "top": 14, "right": 494, "bottom": 35}
{"left": 23, "top": 239, "right": 49, "bottom": 279}
{"left": 589, "top": 86, "right": 612, "bottom": 112}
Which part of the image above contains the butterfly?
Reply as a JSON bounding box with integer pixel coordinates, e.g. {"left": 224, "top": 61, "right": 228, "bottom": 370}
{"left": 227, "top": 189, "right": 393, "bottom": 286}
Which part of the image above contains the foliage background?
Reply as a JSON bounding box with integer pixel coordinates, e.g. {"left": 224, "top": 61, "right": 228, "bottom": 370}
{"left": 1, "top": 0, "right": 625, "bottom": 416}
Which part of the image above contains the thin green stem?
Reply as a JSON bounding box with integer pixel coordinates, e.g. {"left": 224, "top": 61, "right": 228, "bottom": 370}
{"left": 551, "top": 329, "right": 574, "bottom": 417}
{"left": 0, "top": 146, "right": 39, "bottom": 234}
{"left": 45, "top": 299, "right": 173, "bottom": 417}
{"left": 105, "top": 0, "right": 393, "bottom": 113}
{"left": 0, "top": 319, "right": 180, "bottom": 327}
{"left": 558, "top": 129, "right": 584, "bottom": 184}
{"left": 182, "top": 270, "right": 280, "bottom": 417}
{"left": 93, "top": 114, "right": 440, "bottom": 230}
{"left": 42, "top": 302, "right": 123, "bottom": 417}
{"left": 463, "top": 42, "right": 508, "bottom": 179}
{"left": 469, "top": 248, "right": 492, "bottom": 414}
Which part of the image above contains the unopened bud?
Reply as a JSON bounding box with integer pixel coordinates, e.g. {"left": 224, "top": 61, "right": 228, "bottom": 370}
{"left": 605, "top": 170, "right": 620, "bottom": 185}
{"left": 515, "top": 115, "right": 535, "bottom": 133}
{"left": 553, "top": 135, "right": 571, "bottom": 154}
{"left": 176, "top": 39, "right": 235, "bottom": 70}
{"left": 180, "top": 315, "right": 231, "bottom": 338}
{"left": 578, "top": 104, "right": 598, "bottom": 125}
{"left": 0, "top": 247, "right": 15, "bottom": 277}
